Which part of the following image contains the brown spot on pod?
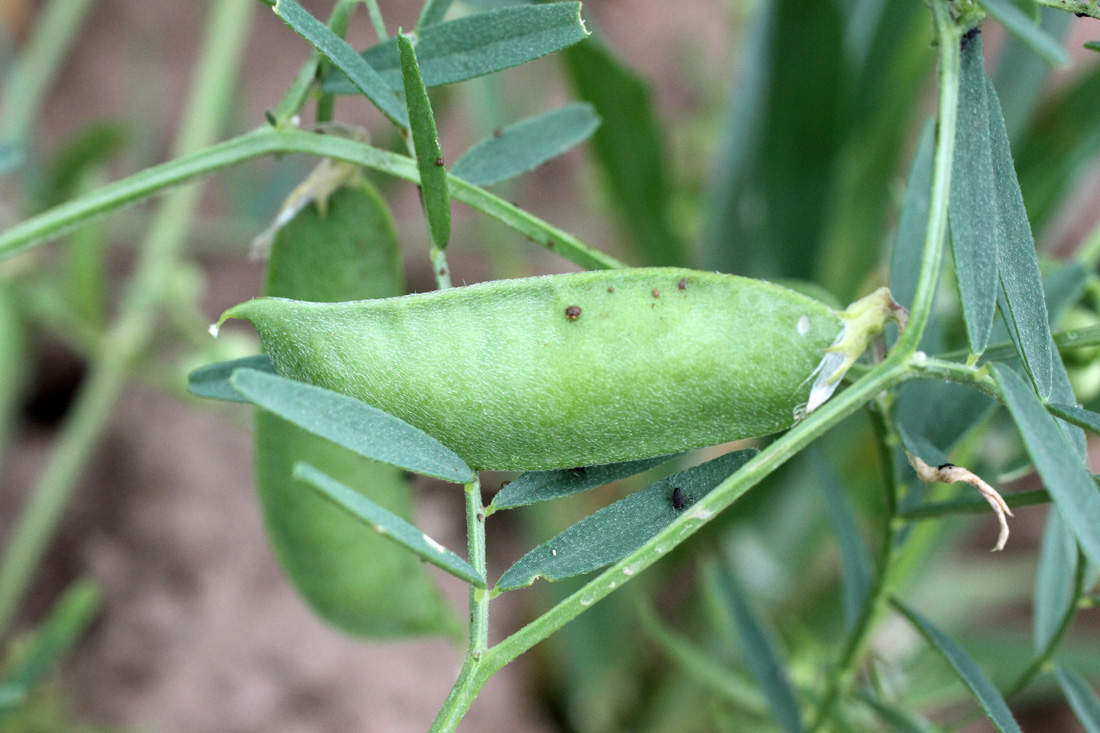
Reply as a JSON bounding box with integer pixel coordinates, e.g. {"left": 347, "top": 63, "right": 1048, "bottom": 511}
{"left": 652, "top": 289, "right": 660, "bottom": 298}
{"left": 434, "top": 156, "right": 444, "bottom": 167}
{"left": 565, "top": 305, "right": 582, "bottom": 321}
{"left": 547, "top": 239, "right": 555, "bottom": 248}
{"left": 607, "top": 286, "right": 615, "bottom": 294}
{"left": 493, "top": 127, "right": 503, "bottom": 138}
{"left": 678, "top": 278, "right": 687, "bottom": 291}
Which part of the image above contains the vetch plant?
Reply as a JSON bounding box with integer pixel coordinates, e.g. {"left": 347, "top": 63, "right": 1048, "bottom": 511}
{"left": 3, "top": 0, "right": 1100, "bottom": 729}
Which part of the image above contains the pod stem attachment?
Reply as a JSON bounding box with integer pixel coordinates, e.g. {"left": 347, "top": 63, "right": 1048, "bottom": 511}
{"left": 803, "top": 287, "right": 907, "bottom": 415}
{"left": 907, "top": 452, "right": 1012, "bottom": 551}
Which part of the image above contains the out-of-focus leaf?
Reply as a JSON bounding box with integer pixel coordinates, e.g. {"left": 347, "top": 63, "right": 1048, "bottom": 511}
{"left": 856, "top": 690, "right": 937, "bottom": 733}
{"left": 1014, "top": 64, "right": 1100, "bottom": 234}
{"left": 1044, "top": 262, "right": 1089, "bottom": 324}
{"left": 1055, "top": 665, "right": 1100, "bottom": 733}
{"left": 994, "top": 363, "right": 1100, "bottom": 568}
{"left": 0, "top": 283, "right": 26, "bottom": 467}
{"left": 812, "top": 449, "right": 872, "bottom": 631}
{"left": 977, "top": 0, "right": 1068, "bottom": 67}
{"left": 1085, "top": 41, "right": 1100, "bottom": 53}
{"left": 1034, "top": 511, "right": 1078, "bottom": 650}
{"left": 254, "top": 182, "right": 457, "bottom": 638}
{"left": 892, "top": 598, "right": 1023, "bottom": 733}
{"left": 187, "top": 354, "right": 276, "bottom": 403}
{"left": 712, "top": 563, "right": 805, "bottom": 733}
{"left": 562, "top": 37, "right": 685, "bottom": 266}
{"left": 36, "top": 121, "right": 126, "bottom": 210}
{"left": 294, "top": 463, "right": 484, "bottom": 587}
{"left": 0, "top": 141, "right": 22, "bottom": 175}
{"left": 274, "top": 0, "right": 408, "bottom": 127}
{"left": 890, "top": 119, "right": 935, "bottom": 314}
{"left": 451, "top": 102, "right": 599, "bottom": 186}
{"left": 702, "top": 0, "right": 844, "bottom": 281}
{"left": 490, "top": 453, "right": 678, "bottom": 511}
{"left": 949, "top": 32, "right": 999, "bottom": 354}
{"left": 232, "top": 368, "right": 475, "bottom": 484}
{"left": 987, "top": 75, "right": 1052, "bottom": 398}
{"left": 416, "top": 0, "right": 453, "bottom": 28}
{"left": 0, "top": 579, "right": 100, "bottom": 720}
{"left": 1046, "top": 402, "right": 1100, "bottom": 435}
{"left": 496, "top": 450, "right": 756, "bottom": 591}
{"left": 324, "top": 3, "right": 588, "bottom": 93}
{"left": 992, "top": 8, "right": 1072, "bottom": 141}
{"left": 398, "top": 32, "right": 450, "bottom": 251}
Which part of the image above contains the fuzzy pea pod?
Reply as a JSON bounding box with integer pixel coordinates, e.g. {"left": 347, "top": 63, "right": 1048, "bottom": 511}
{"left": 219, "top": 268, "right": 898, "bottom": 471}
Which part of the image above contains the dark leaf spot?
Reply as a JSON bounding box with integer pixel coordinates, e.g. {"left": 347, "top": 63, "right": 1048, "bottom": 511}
{"left": 677, "top": 278, "right": 687, "bottom": 291}
{"left": 652, "top": 288, "right": 660, "bottom": 298}
{"left": 565, "top": 305, "right": 582, "bottom": 321}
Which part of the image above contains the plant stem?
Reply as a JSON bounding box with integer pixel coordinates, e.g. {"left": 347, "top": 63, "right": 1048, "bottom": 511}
{"left": 0, "top": 128, "right": 625, "bottom": 272}
{"left": 808, "top": 398, "right": 903, "bottom": 732}
{"left": 1036, "top": 0, "right": 1100, "bottom": 20}
{"left": 0, "top": 0, "right": 96, "bottom": 145}
{"left": 0, "top": 0, "right": 255, "bottom": 637}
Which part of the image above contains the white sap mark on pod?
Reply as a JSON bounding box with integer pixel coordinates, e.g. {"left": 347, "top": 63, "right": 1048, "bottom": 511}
{"left": 579, "top": 596, "right": 593, "bottom": 607}
{"left": 374, "top": 524, "right": 387, "bottom": 535}
{"left": 424, "top": 534, "right": 446, "bottom": 553}
{"left": 609, "top": 580, "right": 617, "bottom": 589}
{"left": 913, "top": 350, "right": 927, "bottom": 364}
{"left": 622, "top": 566, "right": 635, "bottom": 577}
{"left": 797, "top": 315, "right": 811, "bottom": 336}
{"left": 208, "top": 323, "right": 220, "bottom": 338}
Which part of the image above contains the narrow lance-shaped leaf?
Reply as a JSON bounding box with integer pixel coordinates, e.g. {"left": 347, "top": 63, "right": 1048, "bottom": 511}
{"left": 949, "top": 31, "right": 999, "bottom": 355}
{"left": 229, "top": 368, "right": 474, "bottom": 484}
{"left": 294, "top": 463, "right": 485, "bottom": 588}
{"left": 891, "top": 598, "right": 1023, "bottom": 733}
{"left": 496, "top": 449, "right": 756, "bottom": 591}
{"left": 1033, "top": 511, "right": 1078, "bottom": 650}
{"left": 0, "top": 579, "right": 100, "bottom": 719}
{"left": 713, "top": 563, "right": 805, "bottom": 733}
{"left": 490, "top": 452, "right": 678, "bottom": 511}
{"left": 987, "top": 74, "right": 1053, "bottom": 399}
{"left": 451, "top": 103, "right": 600, "bottom": 186}
{"left": 274, "top": 0, "right": 408, "bottom": 128}
{"left": 1055, "top": 665, "right": 1100, "bottom": 733}
{"left": 890, "top": 118, "right": 934, "bottom": 314}
{"left": 398, "top": 31, "right": 450, "bottom": 252}
{"left": 187, "top": 354, "right": 276, "bottom": 404}
{"left": 416, "top": 0, "right": 453, "bottom": 29}
{"left": 563, "top": 37, "right": 686, "bottom": 266}
{"left": 1045, "top": 402, "right": 1100, "bottom": 435}
{"left": 993, "top": 363, "right": 1100, "bottom": 569}
{"left": 324, "top": 3, "right": 589, "bottom": 93}
{"left": 977, "top": 0, "right": 1069, "bottom": 67}
{"left": 812, "top": 449, "right": 872, "bottom": 631}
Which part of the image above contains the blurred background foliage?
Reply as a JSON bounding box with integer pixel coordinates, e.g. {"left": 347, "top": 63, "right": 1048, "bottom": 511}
{"left": 0, "top": 0, "right": 1099, "bottom": 730}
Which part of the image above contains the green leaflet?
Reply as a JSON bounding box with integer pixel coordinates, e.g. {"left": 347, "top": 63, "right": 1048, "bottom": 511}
{"left": 892, "top": 598, "right": 1023, "bottom": 733}
{"left": 1033, "top": 511, "right": 1078, "bottom": 651}
{"left": 490, "top": 453, "right": 679, "bottom": 511}
{"left": 496, "top": 449, "right": 756, "bottom": 591}
{"left": 562, "top": 37, "right": 685, "bottom": 266}
{"left": 398, "top": 32, "right": 450, "bottom": 252}
{"left": 1055, "top": 665, "right": 1100, "bottom": 733}
{"left": 711, "top": 562, "right": 805, "bottom": 733}
{"left": 451, "top": 102, "right": 600, "bottom": 186}
{"left": 293, "top": 463, "right": 484, "bottom": 587}
{"left": 187, "top": 354, "right": 276, "bottom": 404}
{"left": 274, "top": 0, "right": 408, "bottom": 127}
{"left": 1045, "top": 401, "right": 1100, "bottom": 435}
{"left": 994, "top": 363, "right": 1100, "bottom": 570}
{"left": 323, "top": 3, "right": 588, "bottom": 93}
{"left": 255, "top": 182, "right": 459, "bottom": 638}
{"left": 950, "top": 32, "right": 999, "bottom": 354}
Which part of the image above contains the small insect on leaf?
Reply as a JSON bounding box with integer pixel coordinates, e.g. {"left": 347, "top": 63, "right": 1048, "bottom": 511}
{"left": 672, "top": 487, "right": 686, "bottom": 510}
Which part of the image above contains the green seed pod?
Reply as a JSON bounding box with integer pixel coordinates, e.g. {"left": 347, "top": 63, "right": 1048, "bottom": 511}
{"left": 219, "top": 268, "right": 897, "bottom": 471}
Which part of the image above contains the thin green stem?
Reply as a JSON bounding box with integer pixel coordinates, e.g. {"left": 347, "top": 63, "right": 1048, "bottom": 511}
{"left": 0, "top": 128, "right": 625, "bottom": 272}
{"left": 1002, "top": 548, "right": 1088, "bottom": 698}
{"left": 808, "top": 397, "right": 903, "bottom": 732}
{"left": 364, "top": 0, "right": 389, "bottom": 41}
{"left": 895, "top": 0, "right": 961, "bottom": 359}
{"left": 0, "top": 0, "right": 96, "bottom": 145}
{"left": 936, "top": 323, "right": 1100, "bottom": 364}
{"left": 0, "top": 0, "right": 255, "bottom": 637}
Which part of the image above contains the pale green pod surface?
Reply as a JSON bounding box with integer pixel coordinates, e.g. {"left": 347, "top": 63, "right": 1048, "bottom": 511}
{"left": 225, "top": 268, "right": 845, "bottom": 471}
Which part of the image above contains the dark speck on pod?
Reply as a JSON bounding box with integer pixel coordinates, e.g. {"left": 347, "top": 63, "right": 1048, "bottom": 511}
{"left": 547, "top": 239, "right": 555, "bottom": 248}
{"left": 652, "top": 288, "right": 660, "bottom": 298}
{"left": 565, "top": 305, "right": 582, "bottom": 321}
{"left": 434, "top": 156, "right": 444, "bottom": 166}
{"left": 607, "top": 286, "right": 615, "bottom": 294}
{"left": 678, "top": 278, "right": 687, "bottom": 291}
{"left": 672, "top": 487, "right": 686, "bottom": 510}
{"left": 493, "top": 127, "right": 503, "bottom": 138}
